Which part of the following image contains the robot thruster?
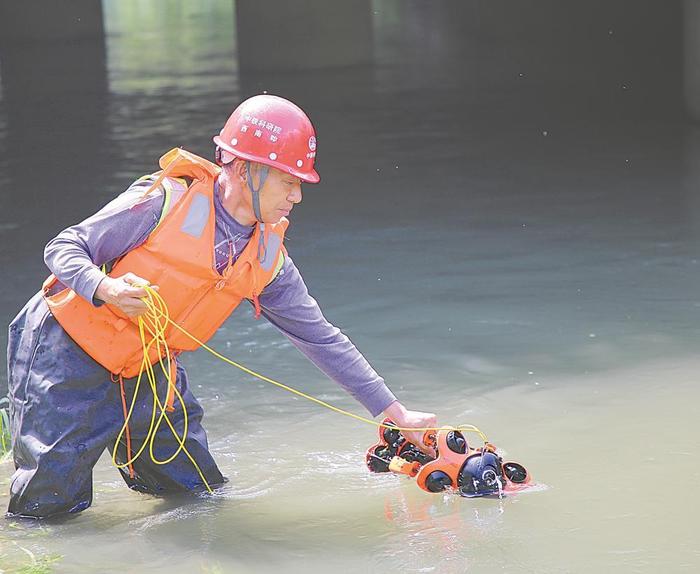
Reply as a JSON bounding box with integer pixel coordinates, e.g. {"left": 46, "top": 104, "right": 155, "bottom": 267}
{"left": 366, "top": 419, "right": 531, "bottom": 497}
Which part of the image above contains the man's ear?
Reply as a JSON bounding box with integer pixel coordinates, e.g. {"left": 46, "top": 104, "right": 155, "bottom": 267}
{"left": 233, "top": 159, "right": 248, "bottom": 183}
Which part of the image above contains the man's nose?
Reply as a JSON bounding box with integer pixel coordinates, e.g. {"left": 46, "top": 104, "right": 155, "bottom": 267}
{"left": 289, "top": 185, "right": 303, "bottom": 204}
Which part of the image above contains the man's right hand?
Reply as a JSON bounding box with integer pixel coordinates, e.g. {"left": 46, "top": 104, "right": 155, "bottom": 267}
{"left": 94, "top": 272, "right": 157, "bottom": 317}
{"left": 382, "top": 400, "right": 438, "bottom": 457}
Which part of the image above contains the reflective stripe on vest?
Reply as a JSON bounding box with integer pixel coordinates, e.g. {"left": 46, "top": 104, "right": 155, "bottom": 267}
{"left": 157, "top": 176, "right": 188, "bottom": 229}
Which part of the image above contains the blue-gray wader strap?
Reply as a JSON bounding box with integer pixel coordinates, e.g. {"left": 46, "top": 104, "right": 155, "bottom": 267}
{"left": 257, "top": 222, "right": 267, "bottom": 263}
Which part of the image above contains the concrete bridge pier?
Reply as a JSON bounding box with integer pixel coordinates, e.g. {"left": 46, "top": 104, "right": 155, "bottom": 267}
{"left": 0, "top": 0, "right": 108, "bottom": 222}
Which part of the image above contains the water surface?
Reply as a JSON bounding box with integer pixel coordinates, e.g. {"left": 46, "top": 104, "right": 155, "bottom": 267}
{"left": 1, "top": 2, "right": 698, "bottom": 572}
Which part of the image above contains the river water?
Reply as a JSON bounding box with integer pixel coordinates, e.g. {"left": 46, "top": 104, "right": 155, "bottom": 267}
{"left": 1, "top": 1, "right": 699, "bottom": 573}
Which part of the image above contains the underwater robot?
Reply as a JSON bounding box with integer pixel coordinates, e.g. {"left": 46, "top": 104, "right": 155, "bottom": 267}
{"left": 366, "top": 419, "right": 531, "bottom": 497}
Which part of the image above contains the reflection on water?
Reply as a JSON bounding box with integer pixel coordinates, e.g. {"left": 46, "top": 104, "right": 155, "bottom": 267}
{"left": 103, "top": 0, "right": 238, "bottom": 97}
{"left": 1, "top": 1, "right": 699, "bottom": 572}
{"left": 102, "top": 0, "right": 239, "bottom": 184}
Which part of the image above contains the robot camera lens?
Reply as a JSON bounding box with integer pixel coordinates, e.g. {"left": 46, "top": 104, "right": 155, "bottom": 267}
{"left": 482, "top": 469, "right": 497, "bottom": 486}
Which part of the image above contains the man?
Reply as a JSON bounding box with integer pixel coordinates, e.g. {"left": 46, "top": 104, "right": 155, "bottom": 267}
{"left": 6, "top": 94, "right": 436, "bottom": 519}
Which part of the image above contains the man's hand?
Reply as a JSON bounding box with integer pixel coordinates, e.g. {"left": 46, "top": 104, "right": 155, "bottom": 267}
{"left": 95, "top": 272, "right": 157, "bottom": 317}
{"left": 382, "top": 400, "right": 438, "bottom": 457}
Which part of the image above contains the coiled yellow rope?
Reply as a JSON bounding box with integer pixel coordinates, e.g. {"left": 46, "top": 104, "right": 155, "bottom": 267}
{"left": 111, "top": 285, "right": 213, "bottom": 492}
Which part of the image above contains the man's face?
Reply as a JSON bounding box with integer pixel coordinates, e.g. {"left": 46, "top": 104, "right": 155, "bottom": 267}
{"left": 256, "top": 166, "right": 303, "bottom": 223}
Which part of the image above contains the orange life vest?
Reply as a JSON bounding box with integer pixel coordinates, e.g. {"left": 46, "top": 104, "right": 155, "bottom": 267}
{"left": 42, "top": 148, "right": 288, "bottom": 379}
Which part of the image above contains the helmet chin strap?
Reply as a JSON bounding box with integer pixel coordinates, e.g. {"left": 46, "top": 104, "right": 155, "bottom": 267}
{"left": 246, "top": 161, "right": 271, "bottom": 265}
{"left": 246, "top": 161, "right": 269, "bottom": 223}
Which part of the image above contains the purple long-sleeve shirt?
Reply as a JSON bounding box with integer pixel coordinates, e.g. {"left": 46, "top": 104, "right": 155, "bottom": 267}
{"left": 43, "top": 176, "right": 396, "bottom": 416}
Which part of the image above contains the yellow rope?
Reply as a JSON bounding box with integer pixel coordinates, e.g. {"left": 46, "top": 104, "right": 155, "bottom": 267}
{"left": 146, "top": 286, "right": 487, "bottom": 439}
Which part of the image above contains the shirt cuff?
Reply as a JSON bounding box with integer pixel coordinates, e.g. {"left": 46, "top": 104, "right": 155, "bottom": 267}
{"left": 363, "top": 384, "right": 398, "bottom": 418}
{"left": 79, "top": 266, "right": 109, "bottom": 307}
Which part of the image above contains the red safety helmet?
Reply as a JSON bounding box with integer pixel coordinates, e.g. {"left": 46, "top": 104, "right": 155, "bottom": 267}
{"left": 213, "top": 94, "right": 320, "bottom": 184}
